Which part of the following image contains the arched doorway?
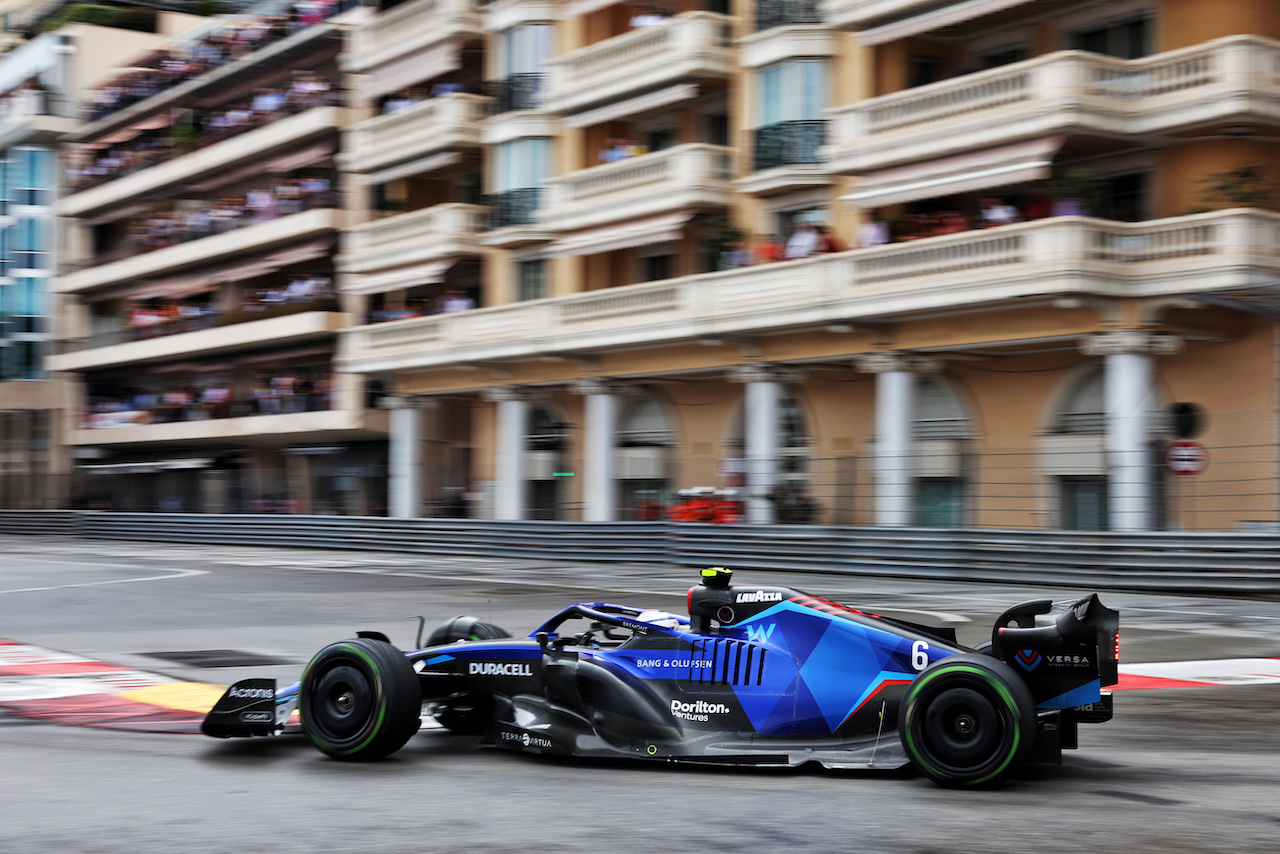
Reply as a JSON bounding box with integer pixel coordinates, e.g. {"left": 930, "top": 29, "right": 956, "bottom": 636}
{"left": 615, "top": 395, "right": 673, "bottom": 520}
{"left": 913, "top": 377, "right": 972, "bottom": 527}
{"left": 526, "top": 404, "right": 567, "bottom": 520}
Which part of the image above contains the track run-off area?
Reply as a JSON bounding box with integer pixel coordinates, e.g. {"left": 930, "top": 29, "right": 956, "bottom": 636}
{"left": 2, "top": 535, "right": 1280, "bottom": 853}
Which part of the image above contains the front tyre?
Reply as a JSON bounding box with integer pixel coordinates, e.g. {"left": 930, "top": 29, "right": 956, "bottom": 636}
{"left": 300, "top": 638, "right": 421, "bottom": 761}
{"left": 898, "top": 654, "right": 1036, "bottom": 788}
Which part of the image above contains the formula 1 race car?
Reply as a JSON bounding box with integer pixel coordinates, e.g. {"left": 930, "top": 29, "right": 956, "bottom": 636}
{"left": 203, "top": 567, "right": 1119, "bottom": 787}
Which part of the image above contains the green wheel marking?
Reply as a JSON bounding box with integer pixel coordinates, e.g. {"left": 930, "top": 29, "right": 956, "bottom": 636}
{"left": 903, "top": 663, "right": 1024, "bottom": 785}
{"left": 305, "top": 644, "right": 388, "bottom": 756}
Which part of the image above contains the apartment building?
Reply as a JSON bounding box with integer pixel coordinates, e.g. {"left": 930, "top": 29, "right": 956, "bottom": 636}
{"left": 0, "top": 19, "right": 182, "bottom": 508}
{"left": 337, "top": 0, "right": 1280, "bottom": 531}
{"left": 52, "top": 1, "right": 392, "bottom": 514}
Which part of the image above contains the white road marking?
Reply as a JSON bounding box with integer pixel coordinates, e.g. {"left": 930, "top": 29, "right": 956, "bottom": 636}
{"left": 0, "top": 566, "right": 207, "bottom": 595}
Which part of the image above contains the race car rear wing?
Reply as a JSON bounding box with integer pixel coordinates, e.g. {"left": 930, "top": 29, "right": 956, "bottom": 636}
{"left": 990, "top": 594, "right": 1120, "bottom": 708}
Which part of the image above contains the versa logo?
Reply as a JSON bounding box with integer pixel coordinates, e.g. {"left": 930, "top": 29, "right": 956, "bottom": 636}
{"left": 745, "top": 623, "right": 776, "bottom": 643}
{"left": 1015, "top": 649, "right": 1042, "bottom": 671}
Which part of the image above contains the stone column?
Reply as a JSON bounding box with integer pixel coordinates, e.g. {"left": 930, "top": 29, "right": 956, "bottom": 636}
{"left": 571, "top": 379, "right": 624, "bottom": 522}
{"left": 382, "top": 394, "right": 432, "bottom": 518}
{"left": 484, "top": 387, "right": 531, "bottom": 521}
{"left": 729, "top": 365, "right": 802, "bottom": 524}
{"left": 855, "top": 353, "right": 942, "bottom": 527}
{"left": 1080, "top": 331, "right": 1183, "bottom": 532}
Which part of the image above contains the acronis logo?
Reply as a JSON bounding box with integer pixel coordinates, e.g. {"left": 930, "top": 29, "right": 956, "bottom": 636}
{"left": 1015, "top": 649, "right": 1042, "bottom": 671}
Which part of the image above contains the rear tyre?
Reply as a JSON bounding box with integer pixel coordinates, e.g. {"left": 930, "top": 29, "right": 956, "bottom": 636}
{"left": 300, "top": 638, "right": 421, "bottom": 760}
{"left": 425, "top": 616, "right": 509, "bottom": 735}
{"left": 899, "top": 654, "right": 1036, "bottom": 788}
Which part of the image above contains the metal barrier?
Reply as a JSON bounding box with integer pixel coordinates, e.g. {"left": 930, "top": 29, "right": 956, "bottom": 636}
{"left": 2, "top": 511, "right": 1279, "bottom": 595}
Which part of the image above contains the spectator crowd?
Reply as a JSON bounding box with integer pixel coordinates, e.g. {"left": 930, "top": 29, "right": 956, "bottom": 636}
{"left": 85, "top": 0, "right": 352, "bottom": 121}
{"left": 72, "top": 73, "right": 336, "bottom": 191}
{"left": 85, "top": 371, "right": 334, "bottom": 429}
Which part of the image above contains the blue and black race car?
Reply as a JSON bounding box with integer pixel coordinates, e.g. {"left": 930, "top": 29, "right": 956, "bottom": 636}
{"left": 203, "top": 567, "right": 1119, "bottom": 787}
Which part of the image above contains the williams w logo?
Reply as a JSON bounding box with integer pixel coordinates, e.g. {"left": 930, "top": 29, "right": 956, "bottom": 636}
{"left": 745, "top": 623, "right": 777, "bottom": 644}
{"left": 1015, "top": 649, "right": 1042, "bottom": 671}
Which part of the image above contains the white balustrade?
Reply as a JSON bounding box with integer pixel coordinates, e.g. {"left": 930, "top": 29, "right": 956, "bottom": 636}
{"left": 348, "top": 0, "right": 481, "bottom": 69}
{"left": 344, "top": 210, "right": 1280, "bottom": 369}
{"left": 546, "top": 144, "right": 732, "bottom": 208}
{"left": 546, "top": 11, "right": 734, "bottom": 110}
{"left": 346, "top": 204, "right": 483, "bottom": 253}
{"left": 349, "top": 94, "right": 487, "bottom": 165}
{"left": 831, "top": 35, "right": 1280, "bottom": 154}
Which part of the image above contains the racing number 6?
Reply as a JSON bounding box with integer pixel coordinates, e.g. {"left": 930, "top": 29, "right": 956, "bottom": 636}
{"left": 911, "top": 641, "right": 929, "bottom": 671}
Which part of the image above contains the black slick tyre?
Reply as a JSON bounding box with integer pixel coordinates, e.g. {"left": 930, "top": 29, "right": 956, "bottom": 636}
{"left": 898, "top": 653, "right": 1037, "bottom": 788}
{"left": 300, "top": 638, "right": 422, "bottom": 761}
{"left": 425, "top": 616, "right": 509, "bottom": 734}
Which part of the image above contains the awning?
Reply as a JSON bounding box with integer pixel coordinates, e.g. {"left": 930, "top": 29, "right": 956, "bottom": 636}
{"left": 565, "top": 84, "right": 698, "bottom": 129}
{"left": 346, "top": 259, "right": 456, "bottom": 295}
{"left": 189, "top": 142, "right": 336, "bottom": 193}
{"left": 364, "top": 41, "right": 461, "bottom": 99}
{"left": 359, "top": 151, "right": 461, "bottom": 185}
{"left": 546, "top": 212, "right": 693, "bottom": 259}
{"left": 116, "top": 238, "right": 336, "bottom": 301}
{"left": 859, "top": 0, "right": 1037, "bottom": 45}
{"left": 82, "top": 458, "right": 214, "bottom": 475}
{"left": 844, "top": 136, "right": 1064, "bottom": 209}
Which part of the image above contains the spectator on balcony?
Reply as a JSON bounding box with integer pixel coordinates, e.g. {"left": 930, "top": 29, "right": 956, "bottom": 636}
{"left": 718, "top": 240, "right": 752, "bottom": 270}
{"left": 754, "top": 233, "right": 783, "bottom": 263}
{"left": 246, "top": 186, "right": 278, "bottom": 223}
{"left": 783, "top": 221, "right": 819, "bottom": 259}
{"left": 431, "top": 82, "right": 464, "bottom": 96}
{"left": 815, "top": 224, "right": 843, "bottom": 253}
{"left": 299, "top": 175, "right": 333, "bottom": 207}
{"left": 291, "top": 71, "right": 331, "bottom": 107}
{"left": 438, "top": 289, "right": 476, "bottom": 313}
{"left": 980, "top": 196, "right": 1020, "bottom": 227}
{"left": 857, "top": 213, "right": 890, "bottom": 248}
{"left": 251, "top": 87, "right": 287, "bottom": 117}
{"left": 629, "top": 6, "right": 670, "bottom": 27}
{"left": 382, "top": 92, "right": 419, "bottom": 113}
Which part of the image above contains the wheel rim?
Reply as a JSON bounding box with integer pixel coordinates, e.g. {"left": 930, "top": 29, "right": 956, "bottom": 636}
{"left": 919, "top": 686, "right": 1001, "bottom": 770}
{"left": 308, "top": 662, "right": 375, "bottom": 745}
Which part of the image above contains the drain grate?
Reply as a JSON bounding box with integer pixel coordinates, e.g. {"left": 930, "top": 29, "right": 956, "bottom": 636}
{"left": 140, "top": 650, "right": 295, "bottom": 668}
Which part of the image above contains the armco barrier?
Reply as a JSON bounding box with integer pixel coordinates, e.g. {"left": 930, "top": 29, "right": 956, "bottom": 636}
{"left": 2, "top": 511, "right": 1279, "bottom": 595}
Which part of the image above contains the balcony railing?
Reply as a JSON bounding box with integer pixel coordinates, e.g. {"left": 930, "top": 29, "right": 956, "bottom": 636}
{"left": 347, "top": 93, "right": 487, "bottom": 171}
{"left": 540, "top": 144, "right": 732, "bottom": 231}
{"left": 347, "top": 0, "right": 482, "bottom": 72}
{"left": 56, "top": 299, "right": 339, "bottom": 355}
{"left": 482, "top": 74, "right": 544, "bottom": 116}
{"left": 545, "top": 12, "right": 734, "bottom": 114}
{"left": 755, "top": 0, "right": 822, "bottom": 32}
{"left": 481, "top": 188, "right": 542, "bottom": 229}
{"left": 822, "top": 0, "right": 961, "bottom": 30}
{"left": 341, "top": 209, "right": 1280, "bottom": 373}
{"left": 753, "top": 120, "right": 826, "bottom": 171}
{"left": 826, "top": 35, "right": 1280, "bottom": 173}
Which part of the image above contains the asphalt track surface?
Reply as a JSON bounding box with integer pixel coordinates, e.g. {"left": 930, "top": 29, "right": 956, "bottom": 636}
{"left": 2, "top": 535, "right": 1279, "bottom": 854}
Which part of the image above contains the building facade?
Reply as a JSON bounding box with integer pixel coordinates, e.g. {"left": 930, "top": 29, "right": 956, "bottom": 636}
{"left": 336, "top": 0, "right": 1280, "bottom": 531}
{"left": 52, "top": 1, "right": 392, "bottom": 514}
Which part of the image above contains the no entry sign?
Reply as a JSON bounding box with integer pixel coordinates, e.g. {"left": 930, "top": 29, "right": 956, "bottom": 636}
{"left": 1165, "top": 440, "right": 1209, "bottom": 476}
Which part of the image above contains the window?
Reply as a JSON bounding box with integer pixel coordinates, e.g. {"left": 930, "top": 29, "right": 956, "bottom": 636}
{"left": 758, "top": 60, "right": 826, "bottom": 126}
{"left": 11, "top": 148, "right": 53, "bottom": 206}
{"left": 500, "top": 24, "right": 554, "bottom": 77}
{"left": 13, "top": 217, "right": 50, "bottom": 270}
{"left": 642, "top": 254, "right": 674, "bottom": 282}
{"left": 1095, "top": 171, "right": 1149, "bottom": 222}
{"left": 494, "top": 138, "right": 550, "bottom": 193}
{"left": 517, "top": 258, "right": 546, "bottom": 301}
{"left": 1072, "top": 16, "right": 1150, "bottom": 59}
{"left": 1061, "top": 477, "right": 1109, "bottom": 530}
{"left": 980, "top": 46, "right": 1029, "bottom": 69}
{"left": 1057, "top": 369, "right": 1105, "bottom": 433}
{"left": 916, "top": 479, "right": 965, "bottom": 527}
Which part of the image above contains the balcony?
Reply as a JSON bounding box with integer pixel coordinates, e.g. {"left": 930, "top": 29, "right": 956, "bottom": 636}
{"left": 825, "top": 36, "right": 1280, "bottom": 175}
{"left": 0, "top": 89, "right": 75, "bottom": 149}
{"left": 344, "top": 0, "right": 483, "bottom": 74}
{"left": 737, "top": 120, "right": 830, "bottom": 196}
{"left": 71, "top": 407, "right": 389, "bottom": 448}
{"left": 341, "top": 209, "right": 1280, "bottom": 375}
{"left": 61, "top": 106, "right": 346, "bottom": 219}
{"left": 544, "top": 12, "right": 735, "bottom": 116}
{"left": 340, "top": 203, "right": 485, "bottom": 274}
{"left": 57, "top": 208, "right": 344, "bottom": 296}
{"left": 344, "top": 94, "right": 487, "bottom": 175}
{"left": 539, "top": 144, "right": 733, "bottom": 233}
{"left": 49, "top": 309, "right": 345, "bottom": 373}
